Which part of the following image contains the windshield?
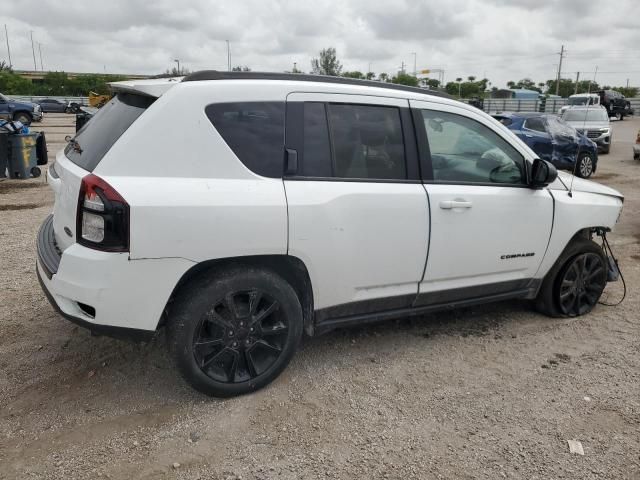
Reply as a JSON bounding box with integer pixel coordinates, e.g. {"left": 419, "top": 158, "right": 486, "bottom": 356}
{"left": 568, "top": 97, "right": 596, "bottom": 106}
{"left": 65, "top": 93, "right": 154, "bottom": 171}
{"left": 562, "top": 109, "right": 609, "bottom": 122}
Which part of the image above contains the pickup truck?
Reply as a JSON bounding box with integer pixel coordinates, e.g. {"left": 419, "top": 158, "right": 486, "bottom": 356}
{"left": 597, "top": 90, "right": 634, "bottom": 120}
{"left": 0, "top": 93, "right": 43, "bottom": 124}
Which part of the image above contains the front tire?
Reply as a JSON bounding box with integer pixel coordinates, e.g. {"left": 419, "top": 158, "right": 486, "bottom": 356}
{"left": 167, "top": 267, "right": 303, "bottom": 397}
{"left": 535, "top": 238, "right": 607, "bottom": 317}
{"left": 13, "top": 112, "right": 32, "bottom": 125}
{"left": 576, "top": 152, "right": 594, "bottom": 178}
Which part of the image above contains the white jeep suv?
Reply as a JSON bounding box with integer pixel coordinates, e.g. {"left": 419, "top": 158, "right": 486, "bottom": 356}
{"left": 37, "top": 72, "right": 624, "bottom": 397}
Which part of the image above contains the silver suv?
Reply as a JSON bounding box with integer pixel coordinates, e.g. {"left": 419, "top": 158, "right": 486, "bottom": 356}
{"left": 561, "top": 106, "right": 612, "bottom": 154}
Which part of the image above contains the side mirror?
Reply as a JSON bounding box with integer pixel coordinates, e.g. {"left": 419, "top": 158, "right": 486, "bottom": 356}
{"left": 529, "top": 158, "right": 557, "bottom": 188}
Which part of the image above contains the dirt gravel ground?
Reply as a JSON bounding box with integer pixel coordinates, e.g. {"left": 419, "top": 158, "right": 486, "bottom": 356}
{"left": 0, "top": 114, "right": 639, "bottom": 479}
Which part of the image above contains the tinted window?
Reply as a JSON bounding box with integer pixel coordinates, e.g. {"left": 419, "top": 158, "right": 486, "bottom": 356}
{"left": 524, "top": 117, "right": 546, "bottom": 133}
{"left": 65, "top": 93, "right": 154, "bottom": 172}
{"left": 302, "top": 102, "right": 332, "bottom": 177}
{"left": 327, "top": 104, "right": 406, "bottom": 180}
{"left": 206, "top": 102, "right": 285, "bottom": 178}
{"left": 562, "top": 109, "right": 609, "bottom": 122}
{"left": 422, "top": 110, "right": 525, "bottom": 185}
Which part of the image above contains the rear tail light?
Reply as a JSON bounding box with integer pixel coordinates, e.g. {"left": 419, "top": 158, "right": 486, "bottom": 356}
{"left": 77, "top": 174, "right": 129, "bottom": 252}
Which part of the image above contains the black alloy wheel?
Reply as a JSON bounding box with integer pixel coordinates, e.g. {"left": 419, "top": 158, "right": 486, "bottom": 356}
{"left": 556, "top": 252, "right": 607, "bottom": 316}
{"left": 193, "top": 290, "right": 288, "bottom": 384}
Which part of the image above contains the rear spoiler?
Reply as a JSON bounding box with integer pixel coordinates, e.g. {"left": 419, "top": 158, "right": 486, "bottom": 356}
{"left": 108, "top": 77, "right": 183, "bottom": 98}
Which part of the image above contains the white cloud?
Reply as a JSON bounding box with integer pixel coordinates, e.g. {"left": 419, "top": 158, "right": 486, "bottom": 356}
{"left": 0, "top": 0, "right": 638, "bottom": 88}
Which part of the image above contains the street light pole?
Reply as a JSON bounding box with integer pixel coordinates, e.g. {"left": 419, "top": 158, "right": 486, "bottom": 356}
{"left": 411, "top": 52, "right": 416, "bottom": 76}
{"left": 226, "top": 40, "right": 231, "bottom": 71}
{"left": 30, "top": 30, "right": 37, "bottom": 71}
{"left": 38, "top": 42, "right": 44, "bottom": 71}
{"left": 4, "top": 24, "right": 12, "bottom": 68}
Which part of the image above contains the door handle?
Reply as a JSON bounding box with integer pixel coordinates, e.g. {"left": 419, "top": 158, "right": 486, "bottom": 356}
{"left": 439, "top": 200, "right": 473, "bottom": 209}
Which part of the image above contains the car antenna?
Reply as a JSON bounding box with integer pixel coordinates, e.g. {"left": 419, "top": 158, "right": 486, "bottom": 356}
{"left": 568, "top": 66, "right": 598, "bottom": 198}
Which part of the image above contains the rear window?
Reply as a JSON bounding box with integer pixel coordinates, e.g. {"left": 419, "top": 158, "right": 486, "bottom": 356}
{"left": 205, "top": 102, "right": 285, "bottom": 178}
{"left": 65, "top": 93, "right": 154, "bottom": 172}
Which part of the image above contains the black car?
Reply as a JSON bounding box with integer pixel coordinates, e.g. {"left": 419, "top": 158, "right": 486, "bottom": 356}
{"left": 598, "top": 90, "right": 633, "bottom": 120}
{"left": 35, "top": 98, "right": 70, "bottom": 113}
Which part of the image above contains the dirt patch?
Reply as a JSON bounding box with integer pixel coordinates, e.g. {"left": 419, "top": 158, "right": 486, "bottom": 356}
{"left": 595, "top": 172, "right": 620, "bottom": 180}
{"left": 0, "top": 203, "right": 42, "bottom": 211}
{"left": 0, "top": 181, "right": 46, "bottom": 194}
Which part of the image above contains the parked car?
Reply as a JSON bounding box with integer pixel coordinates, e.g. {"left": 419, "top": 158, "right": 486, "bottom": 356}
{"left": 597, "top": 89, "right": 633, "bottom": 120}
{"left": 561, "top": 106, "right": 612, "bottom": 154}
{"left": 35, "top": 98, "right": 71, "bottom": 113}
{"left": 0, "top": 93, "right": 43, "bottom": 124}
{"left": 37, "top": 73, "right": 623, "bottom": 397}
{"left": 634, "top": 130, "right": 640, "bottom": 160}
{"left": 493, "top": 112, "right": 598, "bottom": 178}
{"left": 559, "top": 93, "right": 600, "bottom": 115}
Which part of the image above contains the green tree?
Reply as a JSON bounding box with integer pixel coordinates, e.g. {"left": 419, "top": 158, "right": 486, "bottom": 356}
{"left": 613, "top": 86, "right": 638, "bottom": 97}
{"left": 311, "top": 47, "right": 342, "bottom": 76}
{"left": 378, "top": 72, "right": 389, "bottom": 82}
{"left": 423, "top": 78, "right": 440, "bottom": 89}
{"left": 342, "top": 71, "right": 365, "bottom": 79}
{"left": 467, "top": 75, "right": 476, "bottom": 82}
{"left": 391, "top": 72, "right": 419, "bottom": 86}
{"left": 365, "top": 72, "right": 375, "bottom": 80}
{"left": 0, "top": 71, "right": 33, "bottom": 94}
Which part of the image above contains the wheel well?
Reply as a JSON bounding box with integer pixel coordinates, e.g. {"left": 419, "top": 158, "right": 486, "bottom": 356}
{"left": 13, "top": 110, "right": 32, "bottom": 121}
{"left": 163, "top": 255, "right": 315, "bottom": 336}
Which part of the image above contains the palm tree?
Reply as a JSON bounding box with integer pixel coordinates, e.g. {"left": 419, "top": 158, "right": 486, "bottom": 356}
{"left": 467, "top": 75, "right": 476, "bottom": 82}
{"left": 456, "top": 77, "right": 463, "bottom": 98}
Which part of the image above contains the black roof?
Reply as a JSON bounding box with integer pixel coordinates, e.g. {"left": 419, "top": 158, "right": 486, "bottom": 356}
{"left": 182, "top": 70, "right": 451, "bottom": 99}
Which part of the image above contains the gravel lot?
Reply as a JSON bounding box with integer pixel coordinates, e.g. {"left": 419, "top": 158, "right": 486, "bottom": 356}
{"left": 1, "top": 113, "right": 639, "bottom": 479}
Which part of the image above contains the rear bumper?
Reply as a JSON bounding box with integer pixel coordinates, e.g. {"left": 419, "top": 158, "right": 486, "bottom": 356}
{"left": 36, "top": 215, "right": 195, "bottom": 340}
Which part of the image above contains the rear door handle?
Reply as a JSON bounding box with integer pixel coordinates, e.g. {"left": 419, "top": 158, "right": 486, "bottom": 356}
{"left": 439, "top": 200, "right": 473, "bottom": 209}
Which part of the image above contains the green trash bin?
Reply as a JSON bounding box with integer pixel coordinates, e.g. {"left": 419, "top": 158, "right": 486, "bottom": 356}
{"left": 7, "top": 133, "right": 41, "bottom": 179}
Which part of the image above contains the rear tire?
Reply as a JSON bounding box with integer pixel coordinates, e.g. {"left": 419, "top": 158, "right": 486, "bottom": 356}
{"left": 535, "top": 237, "right": 607, "bottom": 317}
{"left": 167, "top": 267, "right": 303, "bottom": 397}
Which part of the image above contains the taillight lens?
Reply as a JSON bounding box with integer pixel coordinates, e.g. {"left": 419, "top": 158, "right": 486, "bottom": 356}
{"left": 77, "top": 174, "right": 129, "bottom": 252}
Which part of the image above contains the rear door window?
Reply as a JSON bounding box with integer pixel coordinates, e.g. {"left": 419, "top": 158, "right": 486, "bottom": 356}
{"left": 65, "top": 93, "right": 154, "bottom": 172}
{"left": 327, "top": 104, "right": 406, "bottom": 180}
{"left": 205, "top": 102, "right": 285, "bottom": 178}
{"left": 524, "top": 117, "right": 546, "bottom": 133}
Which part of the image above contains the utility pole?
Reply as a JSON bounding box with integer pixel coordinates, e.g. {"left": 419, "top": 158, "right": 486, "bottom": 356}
{"left": 38, "top": 42, "right": 44, "bottom": 71}
{"left": 626, "top": 78, "right": 630, "bottom": 88}
{"left": 30, "top": 30, "right": 37, "bottom": 71}
{"left": 411, "top": 52, "right": 416, "bottom": 76}
{"left": 4, "top": 24, "right": 12, "bottom": 67}
{"left": 174, "top": 59, "right": 180, "bottom": 75}
{"left": 400, "top": 61, "right": 405, "bottom": 74}
{"left": 555, "top": 44, "right": 564, "bottom": 96}
{"left": 226, "top": 40, "right": 230, "bottom": 71}
{"left": 574, "top": 71, "right": 580, "bottom": 95}
{"left": 368, "top": 61, "right": 372, "bottom": 74}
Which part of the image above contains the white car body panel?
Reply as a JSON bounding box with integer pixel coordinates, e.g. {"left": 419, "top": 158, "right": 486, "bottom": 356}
{"left": 38, "top": 77, "right": 624, "bottom": 333}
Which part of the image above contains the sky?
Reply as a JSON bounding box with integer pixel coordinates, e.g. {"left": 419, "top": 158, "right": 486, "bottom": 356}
{"left": 1, "top": 0, "right": 639, "bottom": 89}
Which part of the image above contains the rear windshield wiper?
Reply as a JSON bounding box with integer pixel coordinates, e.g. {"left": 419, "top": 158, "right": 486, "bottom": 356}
{"left": 64, "top": 135, "right": 83, "bottom": 154}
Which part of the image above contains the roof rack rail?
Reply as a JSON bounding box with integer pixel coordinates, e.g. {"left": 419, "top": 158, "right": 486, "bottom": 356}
{"left": 182, "top": 70, "right": 451, "bottom": 99}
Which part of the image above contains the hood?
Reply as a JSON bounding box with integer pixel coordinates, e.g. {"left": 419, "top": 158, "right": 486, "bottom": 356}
{"left": 566, "top": 120, "right": 610, "bottom": 130}
{"left": 552, "top": 171, "right": 623, "bottom": 200}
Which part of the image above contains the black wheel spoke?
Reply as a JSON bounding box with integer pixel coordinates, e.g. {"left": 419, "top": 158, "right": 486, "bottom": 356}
{"left": 244, "top": 349, "right": 258, "bottom": 378}
{"left": 250, "top": 300, "right": 279, "bottom": 327}
{"left": 225, "top": 293, "right": 239, "bottom": 319}
{"left": 201, "top": 347, "right": 230, "bottom": 369}
{"left": 206, "top": 310, "right": 233, "bottom": 330}
{"left": 255, "top": 339, "right": 282, "bottom": 354}
{"left": 261, "top": 323, "right": 288, "bottom": 336}
{"left": 195, "top": 338, "right": 224, "bottom": 347}
{"left": 249, "top": 290, "right": 263, "bottom": 315}
{"left": 226, "top": 350, "right": 239, "bottom": 382}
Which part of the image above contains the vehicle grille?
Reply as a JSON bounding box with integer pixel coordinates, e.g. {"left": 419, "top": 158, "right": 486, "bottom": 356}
{"left": 577, "top": 129, "right": 603, "bottom": 139}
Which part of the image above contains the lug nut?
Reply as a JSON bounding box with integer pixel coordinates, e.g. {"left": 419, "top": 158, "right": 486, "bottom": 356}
{"left": 249, "top": 327, "right": 254, "bottom": 332}
{"left": 232, "top": 342, "right": 238, "bottom": 348}
{"left": 229, "top": 331, "right": 234, "bottom": 336}
{"left": 239, "top": 321, "right": 244, "bottom": 327}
